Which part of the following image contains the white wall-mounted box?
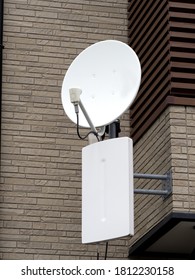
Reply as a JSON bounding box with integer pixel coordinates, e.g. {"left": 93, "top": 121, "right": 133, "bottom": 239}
{"left": 82, "top": 137, "right": 134, "bottom": 244}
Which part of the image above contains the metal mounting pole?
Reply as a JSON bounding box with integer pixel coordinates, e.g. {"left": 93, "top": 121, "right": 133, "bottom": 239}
{"left": 107, "top": 119, "right": 121, "bottom": 138}
{"left": 134, "top": 171, "right": 172, "bottom": 198}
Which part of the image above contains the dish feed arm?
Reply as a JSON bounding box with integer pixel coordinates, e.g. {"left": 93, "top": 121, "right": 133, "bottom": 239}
{"left": 69, "top": 88, "right": 97, "bottom": 134}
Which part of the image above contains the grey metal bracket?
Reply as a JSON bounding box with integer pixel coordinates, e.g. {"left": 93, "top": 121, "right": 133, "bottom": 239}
{"left": 134, "top": 171, "right": 172, "bottom": 199}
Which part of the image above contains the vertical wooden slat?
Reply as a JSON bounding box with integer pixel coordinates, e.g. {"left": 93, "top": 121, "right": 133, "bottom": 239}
{"left": 169, "top": 0, "right": 195, "bottom": 97}
{"left": 128, "top": 0, "right": 195, "bottom": 143}
{"left": 128, "top": 0, "right": 170, "bottom": 142}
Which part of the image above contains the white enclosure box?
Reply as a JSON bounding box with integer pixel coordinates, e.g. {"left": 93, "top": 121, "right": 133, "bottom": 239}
{"left": 82, "top": 137, "right": 134, "bottom": 244}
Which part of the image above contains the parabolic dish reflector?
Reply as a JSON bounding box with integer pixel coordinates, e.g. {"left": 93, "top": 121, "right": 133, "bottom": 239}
{"left": 61, "top": 40, "right": 141, "bottom": 128}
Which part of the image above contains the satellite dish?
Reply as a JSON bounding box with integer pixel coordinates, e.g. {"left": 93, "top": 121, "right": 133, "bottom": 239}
{"left": 61, "top": 40, "right": 141, "bottom": 128}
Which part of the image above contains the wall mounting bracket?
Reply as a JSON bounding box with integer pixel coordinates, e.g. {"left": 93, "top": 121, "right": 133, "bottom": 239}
{"left": 133, "top": 171, "right": 172, "bottom": 198}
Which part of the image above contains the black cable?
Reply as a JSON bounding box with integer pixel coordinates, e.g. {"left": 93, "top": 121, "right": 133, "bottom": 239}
{"left": 76, "top": 112, "right": 99, "bottom": 141}
{"left": 104, "top": 242, "right": 108, "bottom": 260}
{"left": 96, "top": 242, "right": 108, "bottom": 260}
{"left": 97, "top": 251, "right": 99, "bottom": 260}
{"left": 96, "top": 244, "right": 99, "bottom": 260}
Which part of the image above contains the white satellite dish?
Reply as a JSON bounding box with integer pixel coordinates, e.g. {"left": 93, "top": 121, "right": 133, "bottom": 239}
{"left": 61, "top": 40, "right": 141, "bottom": 244}
{"left": 61, "top": 40, "right": 141, "bottom": 128}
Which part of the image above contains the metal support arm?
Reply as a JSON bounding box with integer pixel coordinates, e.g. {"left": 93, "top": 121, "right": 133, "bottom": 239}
{"left": 134, "top": 171, "right": 172, "bottom": 198}
{"left": 78, "top": 100, "right": 97, "bottom": 134}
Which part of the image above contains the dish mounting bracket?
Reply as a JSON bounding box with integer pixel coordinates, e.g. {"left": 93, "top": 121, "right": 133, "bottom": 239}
{"left": 134, "top": 171, "right": 172, "bottom": 199}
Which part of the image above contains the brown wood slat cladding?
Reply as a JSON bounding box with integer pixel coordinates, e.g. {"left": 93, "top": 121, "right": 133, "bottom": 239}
{"left": 169, "top": 0, "right": 195, "bottom": 98}
{"left": 128, "top": 0, "right": 195, "bottom": 143}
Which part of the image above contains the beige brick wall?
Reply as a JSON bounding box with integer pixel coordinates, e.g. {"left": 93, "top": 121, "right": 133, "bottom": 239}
{"left": 1, "top": 0, "right": 130, "bottom": 259}
{"left": 129, "top": 105, "right": 195, "bottom": 250}
{"left": 129, "top": 107, "right": 173, "bottom": 247}
{"left": 171, "top": 106, "right": 195, "bottom": 212}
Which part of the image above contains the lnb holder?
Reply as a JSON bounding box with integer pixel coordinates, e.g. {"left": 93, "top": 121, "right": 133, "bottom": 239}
{"left": 69, "top": 88, "right": 98, "bottom": 135}
{"left": 69, "top": 88, "right": 82, "bottom": 104}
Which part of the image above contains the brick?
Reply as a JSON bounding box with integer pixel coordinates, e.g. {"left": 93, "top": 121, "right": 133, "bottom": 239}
{"left": 1, "top": 166, "right": 18, "bottom": 173}
{"left": 171, "top": 106, "right": 186, "bottom": 113}
{"left": 37, "top": 198, "right": 64, "bottom": 206}
{"left": 4, "top": 196, "right": 37, "bottom": 205}
{"left": 189, "top": 202, "right": 195, "bottom": 209}
{"left": 4, "top": 221, "right": 32, "bottom": 229}
{"left": 21, "top": 147, "right": 59, "bottom": 157}
{"left": 170, "top": 125, "right": 186, "bottom": 134}
{"left": 0, "top": 241, "right": 17, "bottom": 248}
{"left": 172, "top": 159, "right": 188, "bottom": 167}
{"left": 32, "top": 222, "right": 57, "bottom": 230}
{"left": 173, "top": 201, "right": 184, "bottom": 208}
